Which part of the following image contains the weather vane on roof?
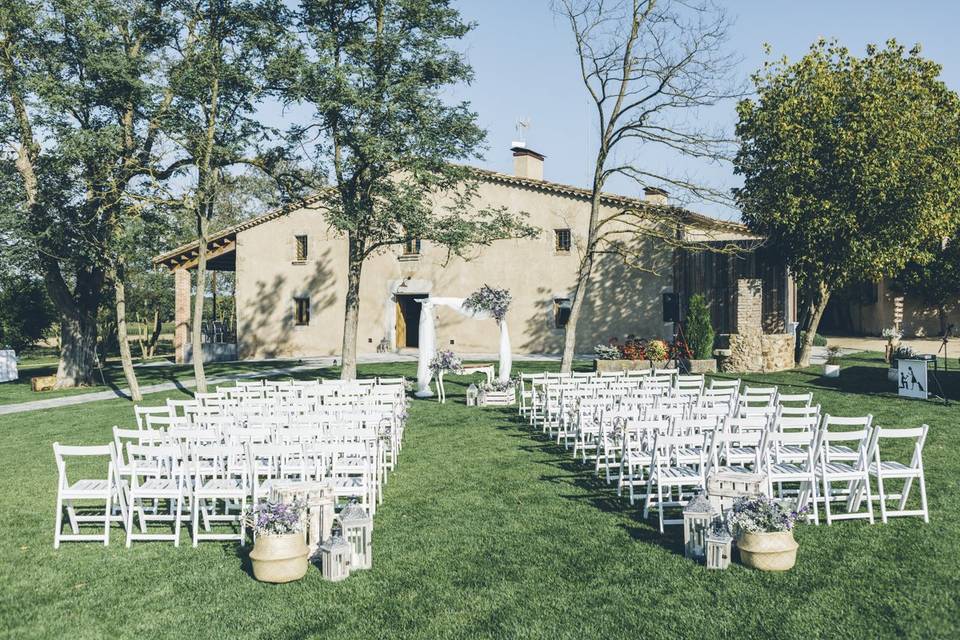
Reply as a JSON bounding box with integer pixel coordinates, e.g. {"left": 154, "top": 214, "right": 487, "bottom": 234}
{"left": 512, "top": 117, "right": 531, "bottom": 148}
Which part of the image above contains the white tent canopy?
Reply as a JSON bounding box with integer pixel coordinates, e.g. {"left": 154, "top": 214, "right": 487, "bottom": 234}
{"left": 414, "top": 296, "right": 512, "bottom": 397}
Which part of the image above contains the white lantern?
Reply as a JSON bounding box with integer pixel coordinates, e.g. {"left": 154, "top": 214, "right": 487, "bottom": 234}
{"left": 705, "top": 529, "right": 733, "bottom": 570}
{"left": 466, "top": 383, "right": 479, "bottom": 406}
{"left": 683, "top": 493, "right": 714, "bottom": 561}
{"left": 305, "top": 483, "right": 336, "bottom": 558}
{"left": 318, "top": 536, "right": 351, "bottom": 582}
{"left": 337, "top": 503, "right": 373, "bottom": 570}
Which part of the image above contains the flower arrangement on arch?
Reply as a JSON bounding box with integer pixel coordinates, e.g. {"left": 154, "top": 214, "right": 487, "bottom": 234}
{"left": 727, "top": 495, "right": 808, "bottom": 535}
{"left": 247, "top": 500, "right": 305, "bottom": 536}
{"left": 429, "top": 349, "right": 463, "bottom": 376}
{"left": 463, "top": 284, "right": 512, "bottom": 322}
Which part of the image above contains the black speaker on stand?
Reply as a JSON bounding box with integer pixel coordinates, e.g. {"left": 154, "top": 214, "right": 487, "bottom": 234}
{"left": 662, "top": 292, "right": 680, "bottom": 323}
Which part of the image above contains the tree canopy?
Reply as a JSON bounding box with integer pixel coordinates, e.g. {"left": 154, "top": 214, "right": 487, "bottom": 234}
{"left": 734, "top": 39, "right": 960, "bottom": 364}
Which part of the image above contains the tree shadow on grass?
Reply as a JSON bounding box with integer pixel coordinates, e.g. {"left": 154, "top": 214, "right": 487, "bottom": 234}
{"left": 496, "top": 406, "right": 685, "bottom": 557}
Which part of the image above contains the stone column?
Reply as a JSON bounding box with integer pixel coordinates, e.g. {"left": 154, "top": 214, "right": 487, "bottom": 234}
{"left": 174, "top": 268, "right": 191, "bottom": 364}
{"left": 735, "top": 278, "right": 763, "bottom": 334}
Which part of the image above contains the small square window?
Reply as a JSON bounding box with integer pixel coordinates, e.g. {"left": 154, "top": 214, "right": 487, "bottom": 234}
{"left": 555, "top": 229, "right": 571, "bottom": 253}
{"left": 295, "top": 235, "right": 308, "bottom": 261}
{"left": 553, "top": 298, "right": 571, "bottom": 328}
{"left": 294, "top": 297, "right": 310, "bottom": 326}
{"left": 404, "top": 238, "right": 421, "bottom": 255}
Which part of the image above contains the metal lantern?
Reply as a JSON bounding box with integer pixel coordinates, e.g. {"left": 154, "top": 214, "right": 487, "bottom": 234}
{"left": 683, "top": 493, "right": 715, "bottom": 561}
{"left": 337, "top": 503, "right": 373, "bottom": 570}
{"left": 466, "top": 383, "right": 479, "bottom": 406}
{"left": 705, "top": 529, "right": 733, "bottom": 570}
{"left": 318, "top": 536, "right": 351, "bottom": 582}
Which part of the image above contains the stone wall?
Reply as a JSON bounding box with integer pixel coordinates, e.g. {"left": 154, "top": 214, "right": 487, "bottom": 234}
{"left": 717, "top": 278, "right": 795, "bottom": 373}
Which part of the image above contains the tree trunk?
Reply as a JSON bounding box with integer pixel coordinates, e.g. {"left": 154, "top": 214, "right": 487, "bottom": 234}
{"left": 56, "top": 312, "right": 97, "bottom": 387}
{"left": 148, "top": 308, "right": 161, "bottom": 358}
{"left": 192, "top": 217, "right": 208, "bottom": 392}
{"left": 560, "top": 186, "right": 604, "bottom": 372}
{"left": 211, "top": 271, "right": 218, "bottom": 321}
{"left": 113, "top": 262, "right": 142, "bottom": 402}
{"left": 339, "top": 236, "right": 364, "bottom": 380}
{"left": 796, "top": 283, "right": 831, "bottom": 367}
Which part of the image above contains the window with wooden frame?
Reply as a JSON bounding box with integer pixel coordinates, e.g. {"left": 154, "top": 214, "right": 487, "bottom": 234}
{"left": 294, "top": 235, "right": 308, "bottom": 262}
{"left": 294, "top": 297, "right": 310, "bottom": 326}
{"left": 554, "top": 228, "right": 571, "bottom": 253}
{"left": 403, "top": 237, "right": 422, "bottom": 255}
{"left": 553, "top": 298, "right": 572, "bottom": 328}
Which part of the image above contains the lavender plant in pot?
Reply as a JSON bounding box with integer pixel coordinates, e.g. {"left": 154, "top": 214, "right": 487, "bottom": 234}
{"left": 729, "top": 495, "right": 808, "bottom": 571}
{"left": 247, "top": 500, "right": 310, "bottom": 583}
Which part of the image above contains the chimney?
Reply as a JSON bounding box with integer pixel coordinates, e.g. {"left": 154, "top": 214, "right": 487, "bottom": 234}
{"left": 644, "top": 186, "right": 669, "bottom": 206}
{"left": 511, "top": 145, "right": 545, "bottom": 180}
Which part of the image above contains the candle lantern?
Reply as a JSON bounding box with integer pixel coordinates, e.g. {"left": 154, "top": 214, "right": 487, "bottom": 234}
{"left": 682, "top": 493, "right": 715, "bottom": 561}
{"left": 318, "top": 536, "right": 351, "bottom": 582}
{"left": 337, "top": 503, "right": 373, "bottom": 570}
{"left": 305, "top": 482, "right": 336, "bottom": 558}
{"left": 466, "top": 383, "right": 479, "bottom": 407}
{"left": 705, "top": 527, "right": 733, "bottom": 570}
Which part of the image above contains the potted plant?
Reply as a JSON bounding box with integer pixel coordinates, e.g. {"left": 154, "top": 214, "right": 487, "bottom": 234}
{"left": 429, "top": 349, "right": 463, "bottom": 403}
{"left": 477, "top": 378, "right": 516, "bottom": 406}
{"left": 728, "top": 496, "right": 808, "bottom": 571}
{"left": 646, "top": 339, "right": 669, "bottom": 367}
{"left": 247, "top": 500, "right": 310, "bottom": 583}
{"left": 823, "top": 346, "right": 842, "bottom": 378}
{"left": 882, "top": 327, "right": 902, "bottom": 364}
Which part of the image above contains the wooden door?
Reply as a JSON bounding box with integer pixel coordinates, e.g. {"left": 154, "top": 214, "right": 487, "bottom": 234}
{"left": 396, "top": 301, "right": 406, "bottom": 348}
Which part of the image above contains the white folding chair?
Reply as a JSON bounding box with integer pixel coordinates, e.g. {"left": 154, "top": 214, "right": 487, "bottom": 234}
{"left": 763, "top": 429, "right": 820, "bottom": 525}
{"left": 818, "top": 428, "right": 875, "bottom": 525}
{"left": 866, "top": 425, "right": 929, "bottom": 523}
{"left": 643, "top": 432, "right": 707, "bottom": 532}
{"left": 53, "top": 443, "right": 118, "bottom": 548}
{"left": 188, "top": 444, "right": 248, "bottom": 546}
{"left": 125, "top": 444, "right": 187, "bottom": 546}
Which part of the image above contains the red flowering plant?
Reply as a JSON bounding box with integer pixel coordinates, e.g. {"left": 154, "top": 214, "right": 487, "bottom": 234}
{"left": 669, "top": 338, "right": 692, "bottom": 361}
{"left": 621, "top": 340, "right": 645, "bottom": 361}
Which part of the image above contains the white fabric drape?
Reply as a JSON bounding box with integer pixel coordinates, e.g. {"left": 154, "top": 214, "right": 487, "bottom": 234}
{"left": 414, "top": 297, "right": 511, "bottom": 396}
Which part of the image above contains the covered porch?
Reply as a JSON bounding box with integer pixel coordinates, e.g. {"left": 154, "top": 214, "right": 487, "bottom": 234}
{"left": 153, "top": 232, "right": 239, "bottom": 364}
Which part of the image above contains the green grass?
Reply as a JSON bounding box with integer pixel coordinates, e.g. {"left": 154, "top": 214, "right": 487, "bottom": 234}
{"left": 0, "top": 357, "right": 300, "bottom": 406}
{"left": 1, "top": 355, "right": 958, "bottom": 639}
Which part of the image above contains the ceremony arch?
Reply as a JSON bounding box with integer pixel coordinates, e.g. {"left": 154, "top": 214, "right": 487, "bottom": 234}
{"left": 414, "top": 297, "right": 512, "bottom": 397}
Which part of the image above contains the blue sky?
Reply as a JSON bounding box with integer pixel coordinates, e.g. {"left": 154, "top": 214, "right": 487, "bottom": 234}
{"left": 448, "top": 0, "right": 960, "bottom": 220}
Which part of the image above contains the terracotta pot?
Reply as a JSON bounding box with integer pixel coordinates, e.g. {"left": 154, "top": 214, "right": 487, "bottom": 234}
{"left": 737, "top": 530, "right": 798, "bottom": 571}
{"left": 249, "top": 533, "right": 310, "bottom": 583}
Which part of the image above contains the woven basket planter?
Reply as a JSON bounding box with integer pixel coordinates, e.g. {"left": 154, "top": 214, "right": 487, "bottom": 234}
{"left": 249, "top": 533, "right": 310, "bottom": 583}
{"left": 737, "top": 530, "right": 798, "bottom": 571}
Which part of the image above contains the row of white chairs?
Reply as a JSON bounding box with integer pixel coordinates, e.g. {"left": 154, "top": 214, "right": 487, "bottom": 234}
{"left": 53, "top": 378, "right": 408, "bottom": 548}
{"left": 524, "top": 372, "right": 930, "bottom": 532}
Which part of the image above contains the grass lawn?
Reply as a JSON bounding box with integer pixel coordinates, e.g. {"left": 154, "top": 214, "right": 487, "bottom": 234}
{"left": 1, "top": 354, "right": 958, "bottom": 639}
{"left": 0, "top": 356, "right": 301, "bottom": 406}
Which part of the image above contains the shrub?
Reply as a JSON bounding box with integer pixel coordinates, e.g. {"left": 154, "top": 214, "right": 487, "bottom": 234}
{"left": 684, "top": 294, "right": 714, "bottom": 360}
{"left": 593, "top": 344, "right": 621, "bottom": 360}
{"left": 799, "top": 331, "right": 828, "bottom": 347}
{"left": 646, "top": 339, "right": 668, "bottom": 361}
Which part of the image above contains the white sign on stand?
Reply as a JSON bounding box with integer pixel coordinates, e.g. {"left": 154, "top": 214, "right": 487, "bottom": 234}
{"left": 897, "top": 358, "right": 928, "bottom": 400}
{"left": 0, "top": 350, "right": 18, "bottom": 383}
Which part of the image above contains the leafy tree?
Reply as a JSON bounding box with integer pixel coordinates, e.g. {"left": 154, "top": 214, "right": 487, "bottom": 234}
{"left": 898, "top": 235, "right": 960, "bottom": 335}
{"left": 684, "top": 293, "right": 714, "bottom": 359}
{"left": 735, "top": 40, "right": 960, "bottom": 366}
{"left": 0, "top": 0, "right": 183, "bottom": 394}
{"left": 278, "top": 0, "right": 536, "bottom": 379}
{"left": 0, "top": 272, "right": 55, "bottom": 351}
{"left": 165, "top": 0, "right": 292, "bottom": 392}
{"left": 553, "top": 0, "right": 741, "bottom": 372}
